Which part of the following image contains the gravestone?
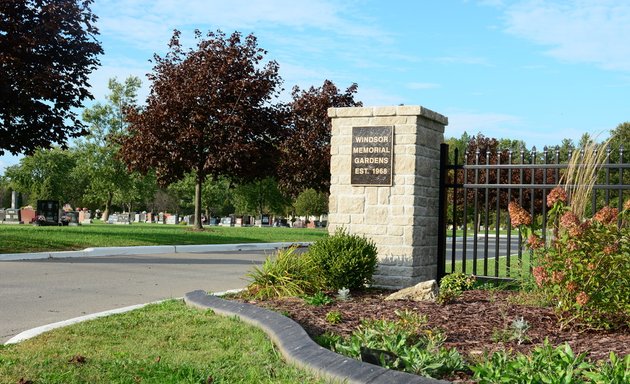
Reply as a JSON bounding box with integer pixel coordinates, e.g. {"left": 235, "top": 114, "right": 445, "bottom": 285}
{"left": 328, "top": 106, "right": 447, "bottom": 289}
{"left": 108, "top": 213, "right": 118, "bottom": 224}
{"left": 165, "top": 214, "right": 179, "bottom": 225}
{"left": 37, "top": 200, "right": 60, "bottom": 225}
{"left": 260, "top": 214, "right": 271, "bottom": 227}
{"left": 3, "top": 208, "right": 21, "bottom": 224}
{"left": 63, "top": 211, "right": 80, "bottom": 226}
{"left": 220, "top": 216, "right": 233, "bottom": 226}
{"left": 11, "top": 191, "right": 17, "bottom": 209}
{"left": 116, "top": 213, "right": 131, "bottom": 225}
{"left": 79, "top": 211, "right": 92, "bottom": 225}
{"left": 20, "top": 208, "right": 36, "bottom": 224}
{"left": 139, "top": 212, "right": 146, "bottom": 223}
{"left": 158, "top": 212, "right": 165, "bottom": 224}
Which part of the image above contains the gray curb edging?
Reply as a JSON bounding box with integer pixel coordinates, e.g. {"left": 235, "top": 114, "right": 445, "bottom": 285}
{"left": 184, "top": 290, "right": 450, "bottom": 384}
{"left": 0, "top": 242, "right": 312, "bottom": 261}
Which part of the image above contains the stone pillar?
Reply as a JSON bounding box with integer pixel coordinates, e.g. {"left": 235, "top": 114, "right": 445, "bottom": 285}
{"left": 11, "top": 190, "right": 17, "bottom": 209}
{"left": 327, "top": 106, "right": 447, "bottom": 289}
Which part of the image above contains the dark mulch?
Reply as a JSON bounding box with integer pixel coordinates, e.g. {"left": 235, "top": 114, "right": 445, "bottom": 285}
{"left": 246, "top": 289, "right": 629, "bottom": 365}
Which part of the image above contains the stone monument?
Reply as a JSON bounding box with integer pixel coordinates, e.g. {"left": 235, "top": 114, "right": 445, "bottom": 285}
{"left": 327, "top": 106, "right": 447, "bottom": 289}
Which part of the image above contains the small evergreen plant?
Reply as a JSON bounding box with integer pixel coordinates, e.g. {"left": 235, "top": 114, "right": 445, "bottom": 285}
{"left": 308, "top": 228, "right": 378, "bottom": 291}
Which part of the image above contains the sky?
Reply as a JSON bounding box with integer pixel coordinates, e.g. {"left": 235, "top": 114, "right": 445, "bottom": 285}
{"left": 2, "top": 0, "right": 629, "bottom": 174}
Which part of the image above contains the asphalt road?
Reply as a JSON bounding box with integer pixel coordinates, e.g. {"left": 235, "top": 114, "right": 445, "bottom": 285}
{"left": 0, "top": 250, "right": 270, "bottom": 343}
{"left": 445, "top": 235, "right": 523, "bottom": 262}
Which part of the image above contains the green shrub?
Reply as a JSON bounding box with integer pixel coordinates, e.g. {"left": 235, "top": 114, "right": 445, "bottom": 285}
{"left": 303, "top": 291, "right": 334, "bottom": 306}
{"left": 437, "top": 272, "right": 476, "bottom": 304}
{"left": 471, "top": 341, "right": 628, "bottom": 384}
{"left": 325, "top": 310, "right": 343, "bottom": 324}
{"left": 308, "top": 228, "right": 378, "bottom": 291}
{"left": 245, "top": 246, "right": 317, "bottom": 299}
{"left": 330, "top": 309, "right": 466, "bottom": 379}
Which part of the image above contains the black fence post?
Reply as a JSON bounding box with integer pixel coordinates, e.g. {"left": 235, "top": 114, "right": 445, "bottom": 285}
{"left": 437, "top": 143, "right": 449, "bottom": 282}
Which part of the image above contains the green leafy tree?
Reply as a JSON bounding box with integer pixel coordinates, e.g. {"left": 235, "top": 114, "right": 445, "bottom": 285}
{"left": 293, "top": 188, "right": 328, "bottom": 222}
{"left": 0, "top": 175, "right": 12, "bottom": 207}
{"left": 74, "top": 77, "right": 155, "bottom": 220}
{"left": 0, "top": 0, "right": 103, "bottom": 155}
{"left": 4, "top": 147, "right": 80, "bottom": 206}
{"left": 168, "top": 172, "right": 232, "bottom": 219}
{"left": 608, "top": 122, "right": 629, "bottom": 163}
{"left": 232, "top": 177, "right": 290, "bottom": 217}
{"left": 120, "top": 29, "right": 283, "bottom": 229}
{"left": 444, "top": 131, "right": 470, "bottom": 163}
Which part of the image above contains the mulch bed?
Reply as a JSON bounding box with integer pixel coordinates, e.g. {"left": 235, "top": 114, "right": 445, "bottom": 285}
{"left": 246, "top": 289, "right": 629, "bottom": 364}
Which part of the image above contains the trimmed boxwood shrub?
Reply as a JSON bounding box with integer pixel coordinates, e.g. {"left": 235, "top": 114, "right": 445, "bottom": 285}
{"left": 308, "top": 228, "right": 378, "bottom": 290}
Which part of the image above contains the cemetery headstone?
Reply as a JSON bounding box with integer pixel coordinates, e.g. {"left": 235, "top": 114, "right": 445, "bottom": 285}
{"left": 79, "top": 210, "right": 92, "bottom": 225}
{"left": 260, "top": 214, "right": 270, "bottom": 227}
{"left": 20, "top": 208, "right": 36, "bottom": 224}
{"left": 36, "top": 200, "right": 60, "bottom": 225}
{"left": 63, "top": 211, "right": 80, "bottom": 226}
{"left": 108, "top": 213, "right": 118, "bottom": 224}
{"left": 3, "top": 208, "right": 21, "bottom": 224}
{"left": 220, "top": 216, "right": 233, "bottom": 226}
{"left": 115, "top": 213, "right": 131, "bottom": 225}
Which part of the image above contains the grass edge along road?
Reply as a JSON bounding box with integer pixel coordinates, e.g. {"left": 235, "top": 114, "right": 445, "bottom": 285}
{"left": 0, "top": 300, "right": 325, "bottom": 384}
{"left": 0, "top": 222, "right": 328, "bottom": 254}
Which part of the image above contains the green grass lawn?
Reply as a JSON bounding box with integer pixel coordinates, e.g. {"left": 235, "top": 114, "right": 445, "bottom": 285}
{"left": 0, "top": 300, "right": 324, "bottom": 384}
{"left": 445, "top": 252, "right": 534, "bottom": 280}
{"left": 0, "top": 222, "right": 328, "bottom": 254}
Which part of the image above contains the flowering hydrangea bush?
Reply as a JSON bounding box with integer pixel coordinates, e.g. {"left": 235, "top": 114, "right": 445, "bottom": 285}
{"left": 509, "top": 187, "right": 630, "bottom": 329}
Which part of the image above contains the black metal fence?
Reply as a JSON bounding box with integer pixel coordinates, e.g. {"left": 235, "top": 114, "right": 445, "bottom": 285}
{"left": 437, "top": 143, "right": 629, "bottom": 282}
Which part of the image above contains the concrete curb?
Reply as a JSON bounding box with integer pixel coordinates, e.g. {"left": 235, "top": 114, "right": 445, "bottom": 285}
{"left": 4, "top": 301, "right": 164, "bottom": 344}
{"left": 184, "top": 290, "right": 450, "bottom": 384}
{"left": 0, "top": 242, "right": 312, "bottom": 261}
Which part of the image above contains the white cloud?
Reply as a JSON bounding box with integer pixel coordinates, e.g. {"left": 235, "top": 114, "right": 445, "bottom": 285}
{"left": 503, "top": 0, "right": 630, "bottom": 71}
{"left": 447, "top": 111, "right": 522, "bottom": 138}
{"left": 93, "top": 0, "right": 387, "bottom": 53}
{"left": 356, "top": 87, "right": 405, "bottom": 107}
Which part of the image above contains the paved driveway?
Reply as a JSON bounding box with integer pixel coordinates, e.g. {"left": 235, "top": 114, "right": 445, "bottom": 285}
{"left": 0, "top": 250, "right": 270, "bottom": 343}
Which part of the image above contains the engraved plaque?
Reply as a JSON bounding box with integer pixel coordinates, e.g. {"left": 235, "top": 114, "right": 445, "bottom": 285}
{"left": 351, "top": 126, "right": 393, "bottom": 185}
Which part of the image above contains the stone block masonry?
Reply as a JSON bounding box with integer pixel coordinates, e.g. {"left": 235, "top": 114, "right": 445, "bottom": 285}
{"left": 328, "top": 106, "right": 447, "bottom": 289}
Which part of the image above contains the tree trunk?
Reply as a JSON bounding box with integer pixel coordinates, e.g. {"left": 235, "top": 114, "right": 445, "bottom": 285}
{"left": 102, "top": 192, "right": 113, "bottom": 222}
{"left": 194, "top": 175, "right": 203, "bottom": 230}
